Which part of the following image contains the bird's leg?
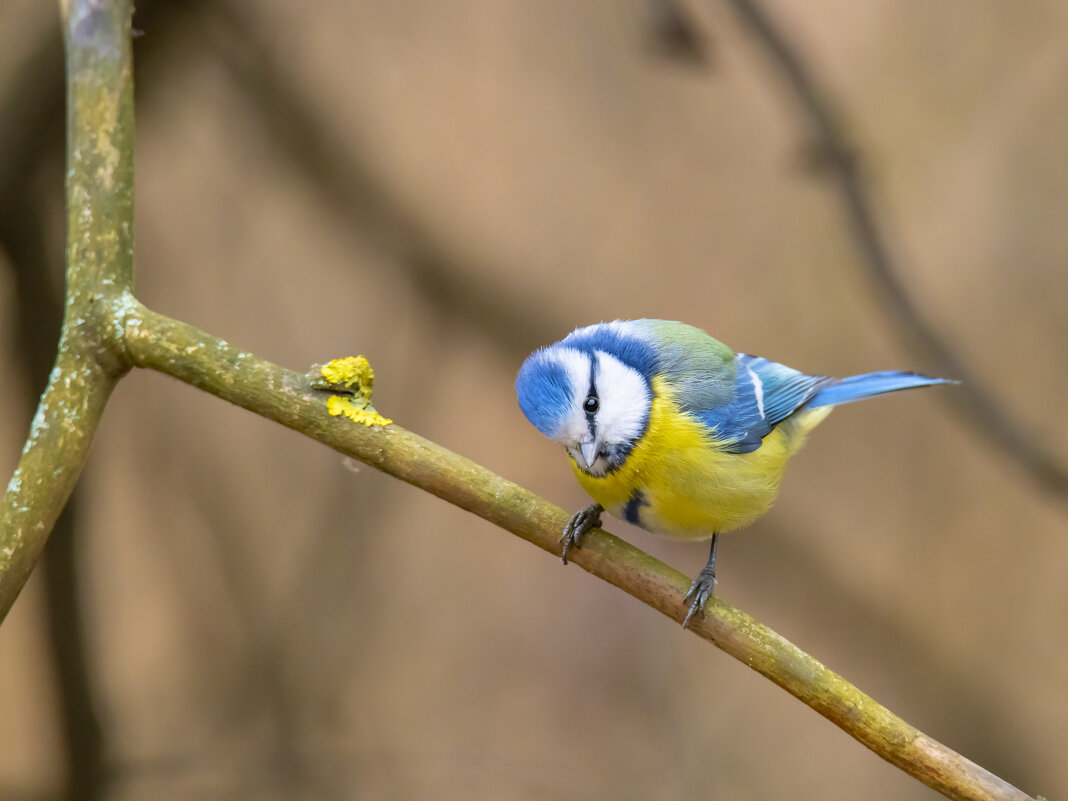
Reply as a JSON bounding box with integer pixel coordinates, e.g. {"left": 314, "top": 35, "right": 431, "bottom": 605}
{"left": 560, "top": 503, "right": 603, "bottom": 565}
{"left": 683, "top": 533, "right": 719, "bottom": 628}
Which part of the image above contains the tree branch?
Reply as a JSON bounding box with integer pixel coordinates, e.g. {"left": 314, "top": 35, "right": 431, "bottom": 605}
{"left": 0, "top": 0, "right": 135, "bottom": 620}
{"left": 216, "top": 0, "right": 1067, "bottom": 505}
{"left": 0, "top": 4, "right": 1043, "bottom": 798}
{"left": 716, "top": 0, "right": 1068, "bottom": 503}
{"left": 119, "top": 300, "right": 1035, "bottom": 801}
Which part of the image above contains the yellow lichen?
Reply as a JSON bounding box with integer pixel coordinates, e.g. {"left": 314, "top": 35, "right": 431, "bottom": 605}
{"left": 326, "top": 396, "right": 392, "bottom": 427}
{"left": 321, "top": 356, "right": 373, "bottom": 397}
{"left": 317, "top": 357, "right": 392, "bottom": 427}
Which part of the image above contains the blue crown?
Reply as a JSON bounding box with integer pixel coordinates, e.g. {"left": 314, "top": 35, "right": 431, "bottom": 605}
{"left": 559, "top": 324, "right": 658, "bottom": 379}
{"left": 515, "top": 349, "right": 574, "bottom": 437}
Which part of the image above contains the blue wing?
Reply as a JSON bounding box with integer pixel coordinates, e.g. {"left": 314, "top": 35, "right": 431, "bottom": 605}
{"left": 690, "top": 358, "right": 953, "bottom": 454}
{"left": 691, "top": 354, "right": 829, "bottom": 454}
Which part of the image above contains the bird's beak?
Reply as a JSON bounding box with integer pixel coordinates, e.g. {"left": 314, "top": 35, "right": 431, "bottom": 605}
{"left": 579, "top": 440, "right": 599, "bottom": 469}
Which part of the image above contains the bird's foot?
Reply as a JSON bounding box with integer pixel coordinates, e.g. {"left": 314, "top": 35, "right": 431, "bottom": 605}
{"left": 560, "top": 503, "right": 603, "bottom": 565}
{"left": 682, "top": 565, "right": 717, "bottom": 628}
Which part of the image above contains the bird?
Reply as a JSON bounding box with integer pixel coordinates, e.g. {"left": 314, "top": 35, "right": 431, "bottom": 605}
{"left": 515, "top": 319, "right": 954, "bottom": 628}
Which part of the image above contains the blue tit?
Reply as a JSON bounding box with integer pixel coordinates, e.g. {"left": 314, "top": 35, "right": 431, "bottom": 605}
{"left": 515, "top": 319, "right": 954, "bottom": 627}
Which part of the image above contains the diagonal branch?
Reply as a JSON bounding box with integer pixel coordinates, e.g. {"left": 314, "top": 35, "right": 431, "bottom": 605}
{"left": 216, "top": 0, "right": 1067, "bottom": 504}
{"left": 716, "top": 0, "right": 1068, "bottom": 502}
{"left": 0, "top": 0, "right": 135, "bottom": 620}
{"left": 120, "top": 300, "right": 1035, "bottom": 801}
{"left": 0, "top": 4, "right": 1044, "bottom": 799}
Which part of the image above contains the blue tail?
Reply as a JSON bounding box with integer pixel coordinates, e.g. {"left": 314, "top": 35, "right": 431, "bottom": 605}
{"left": 809, "top": 371, "right": 955, "bottom": 408}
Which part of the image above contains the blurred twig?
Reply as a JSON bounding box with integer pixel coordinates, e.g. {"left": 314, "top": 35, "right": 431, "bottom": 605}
{"left": 201, "top": 0, "right": 559, "bottom": 355}
{"left": 215, "top": 0, "right": 1068, "bottom": 508}
{"left": 645, "top": 0, "right": 712, "bottom": 64}
{"left": 0, "top": 14, "right": 66, "bottom": 382}
{"left": 713, "top": 0, "right": 1068, "bottom": 502}
{"left": 186, "top": 469, "right": 311, "bottom": 796}
{"left": 119, "top": 301, "right": 1035, "bottom": 801}
{"left": 181, "top": 11, "right": 1039, "bottom": 766}
{"left": 0, "top": 4, "right": 1044, "bottom": 799}
{"left": 39, "top": 509, "right": 104, "bottom": 801}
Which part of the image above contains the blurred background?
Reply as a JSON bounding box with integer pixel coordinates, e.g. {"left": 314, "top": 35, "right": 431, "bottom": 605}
{"left": 1, "top": 1, "right": 1066, "bottom": 799}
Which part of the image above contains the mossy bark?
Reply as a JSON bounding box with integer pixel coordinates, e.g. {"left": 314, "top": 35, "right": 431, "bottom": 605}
{"left": 121, "top": 301, "right": 1031, "bottom": 801}
{"left": 0, "top": 0, "right": 134, "bottom": 618}
{"left": 0, "top": 3, "right": 1042, "bottom": 799}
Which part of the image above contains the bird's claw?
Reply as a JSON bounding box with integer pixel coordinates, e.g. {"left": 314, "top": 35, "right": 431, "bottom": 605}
{"left": 560, "top": 503, "right": 603, "bottom": 565}
{"left": 682, "top": 566, "right": 717, "bottom": 628}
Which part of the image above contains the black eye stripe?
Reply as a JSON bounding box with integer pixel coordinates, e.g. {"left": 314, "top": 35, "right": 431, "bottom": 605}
{"left": 584, "top": 354, "right": 600, "bottom": 426}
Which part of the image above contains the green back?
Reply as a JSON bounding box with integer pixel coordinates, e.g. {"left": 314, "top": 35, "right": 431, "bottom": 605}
{"left": 632, "top": 319, "right": 737, "bottom": 412}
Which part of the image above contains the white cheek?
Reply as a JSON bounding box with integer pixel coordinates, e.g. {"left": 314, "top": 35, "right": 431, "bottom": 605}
{"left": 594, "top": 354, "right": 650, "bottom": 445}
{"left": 556, "top": 412, "right": 591, "bottom": 446}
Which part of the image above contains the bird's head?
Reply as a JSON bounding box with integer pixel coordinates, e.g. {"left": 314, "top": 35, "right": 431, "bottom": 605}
{"left": 516, "top": 324, "right": 655, "bottom": 476}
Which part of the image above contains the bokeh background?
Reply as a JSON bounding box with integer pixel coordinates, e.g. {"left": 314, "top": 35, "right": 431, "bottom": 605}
{"left": 1, "top": 1, "right": 1066, "bottom": 799}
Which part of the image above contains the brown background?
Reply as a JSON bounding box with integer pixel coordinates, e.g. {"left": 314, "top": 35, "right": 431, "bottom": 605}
{"left": 1, "top": 1, "right": 1066, "bottom": 799}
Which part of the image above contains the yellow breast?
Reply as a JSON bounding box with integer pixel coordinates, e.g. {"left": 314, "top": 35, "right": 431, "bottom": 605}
{"left": 570, "top": 375, "right": 830, "bottom": 539}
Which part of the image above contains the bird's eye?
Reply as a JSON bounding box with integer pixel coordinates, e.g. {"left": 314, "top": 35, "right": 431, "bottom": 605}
{"left": 583, "top": 395, "right": 600, "bottom": 414}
